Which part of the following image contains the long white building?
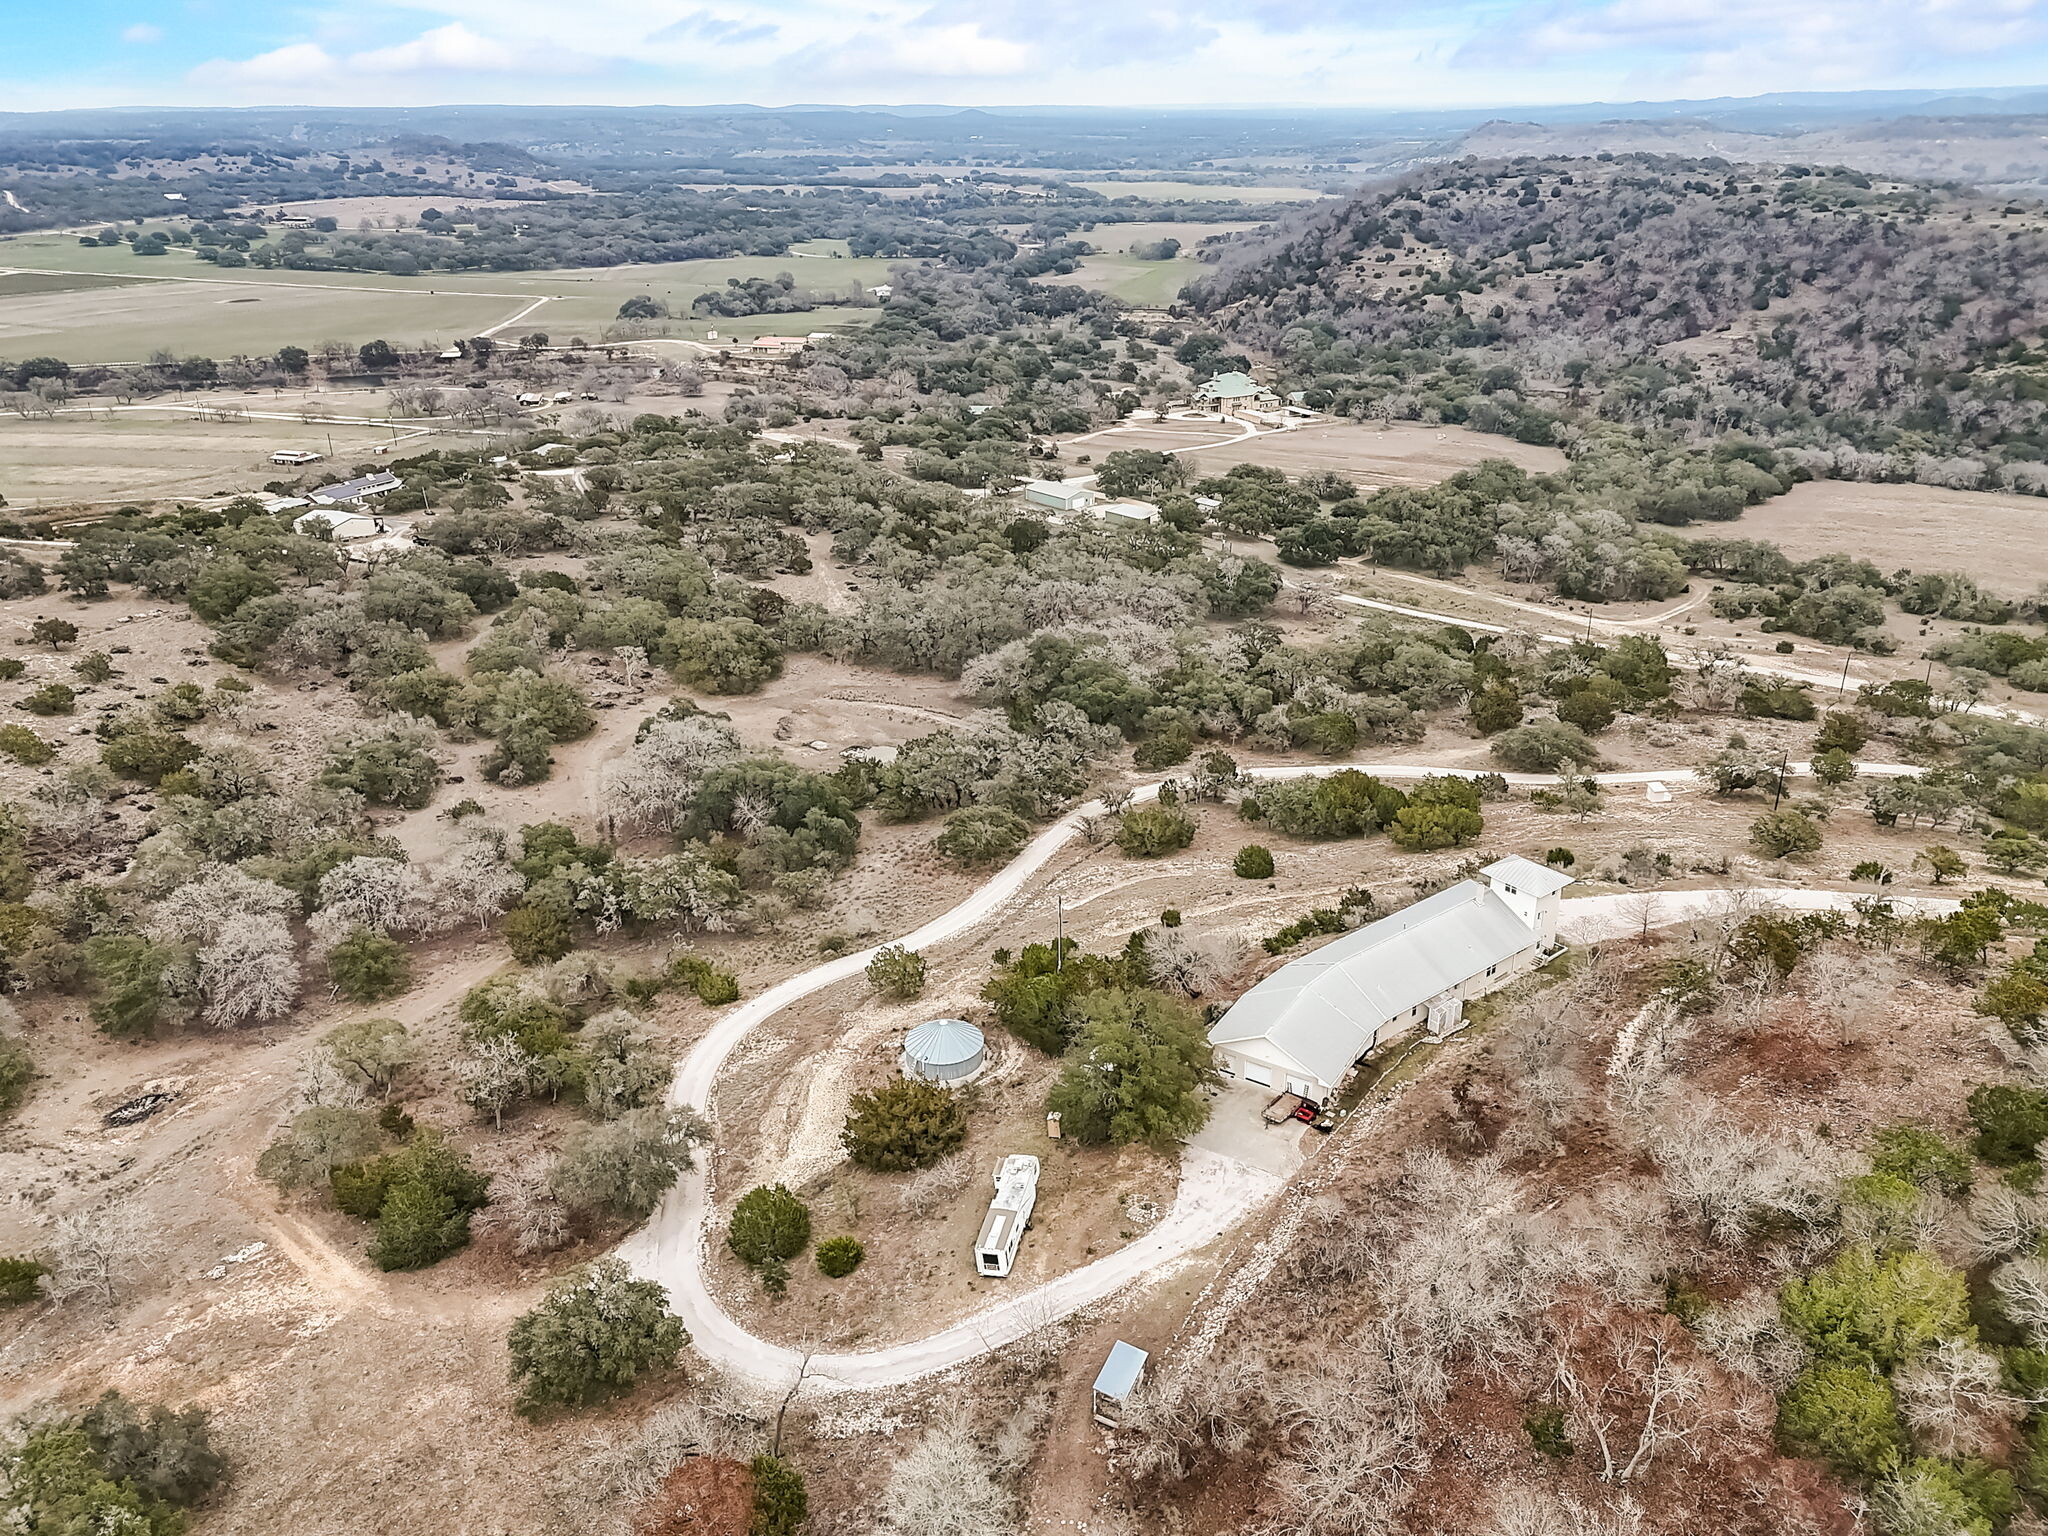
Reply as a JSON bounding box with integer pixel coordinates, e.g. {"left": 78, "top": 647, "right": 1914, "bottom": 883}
{"left": 1208, "top": 856, "right": 1572, "bottom": 1102}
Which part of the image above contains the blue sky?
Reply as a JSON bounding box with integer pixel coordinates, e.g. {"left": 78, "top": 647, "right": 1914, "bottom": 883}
{"left": 10, "top": 0, "right": 2048, "bottom": 113}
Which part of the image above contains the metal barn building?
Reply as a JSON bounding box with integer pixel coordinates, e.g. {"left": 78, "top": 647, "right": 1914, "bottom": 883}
{"left": 1207, "top": 856, "right": 1572, "bottom": 1101}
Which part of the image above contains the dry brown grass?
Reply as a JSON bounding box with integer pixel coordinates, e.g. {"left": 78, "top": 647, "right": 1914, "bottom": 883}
{"left": 637, "top": 1457, "right": 755, "bottom": 1535}
{"left": 1727, "top": 478, "right": 2048, "bottom": 589}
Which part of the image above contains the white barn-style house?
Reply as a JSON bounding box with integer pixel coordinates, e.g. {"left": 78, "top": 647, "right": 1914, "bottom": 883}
{"left": 1207, "top": 856, "right": 1573, "bottom": 1101}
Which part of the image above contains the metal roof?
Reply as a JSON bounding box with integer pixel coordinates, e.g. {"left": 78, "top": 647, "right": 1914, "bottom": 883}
{"left": 294, "top": 508, "right": 385, "bottom": 540}
{"left": 1093, "top": 1341, "right": 1149, "bottom": 1400}
{"left": 1021, "top": 478, "right": 1097, "bottom": 504}
{"left": 1198, "top": 372, "right": 1267, "bottom": 398}
{"left": 1208, "top": 880, "right": 1540, "bottom": 1088}
{"left": 1481, "top": 854, "right": 1575, "bottom": 898}
{"left": 904, "top": 1017, "right": 983, "bottom": 1066}
{"left": 309, "top": 472, "right": 402, "bottom": 504}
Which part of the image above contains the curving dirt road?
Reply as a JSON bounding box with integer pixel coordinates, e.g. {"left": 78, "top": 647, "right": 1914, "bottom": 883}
{"left": 621, "top": 757, "right": 1934, "bottom": 1394}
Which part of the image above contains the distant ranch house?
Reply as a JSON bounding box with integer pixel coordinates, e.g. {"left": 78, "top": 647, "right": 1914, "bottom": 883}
{"left": 1208, "top": 856, "right": 1572, "bottom": 1102}
{"left": 293, "top": 507, "right": 385, "bottom": 541}
{"left": 1194, "top": 371, "right": 1280, "bottom": 415}
{"left": 1020, "top": 479, "right": 1100, "bottom": 515}
{"left": 307, "top": 471, "right": 403, "bottom": 507}
{"left": 1096, "top": 499, "right": 1162, "bottom": 529}
{"left": 292, "top": 506, "right": 415, "bottom": 561}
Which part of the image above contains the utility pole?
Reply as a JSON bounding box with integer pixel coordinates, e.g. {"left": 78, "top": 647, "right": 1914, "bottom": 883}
{"left": 1837, "top": 651, "right": 1853, "bottom": 697}
{"left": 1771, "top": 749, "right": 1790, "bottom": 811}
{"left": 1055, "top": 893, "right": 1065, "bottom": 970}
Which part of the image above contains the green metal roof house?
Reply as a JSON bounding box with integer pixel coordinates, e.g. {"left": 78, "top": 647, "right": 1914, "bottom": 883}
{"left": 1196, "top": 371, "right": 1274, "bottom": 401}
{"left": 1194, "top": 372, "right": 1280, "bottom": 413}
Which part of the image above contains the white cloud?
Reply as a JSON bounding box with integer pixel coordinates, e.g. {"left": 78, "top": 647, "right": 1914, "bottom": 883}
{"left": 350, "top": 23, "right": 522, "bottom": 73}
{"left": 120, "top": 22, "right": 163, "bottom": 45}
{"left": 906, "top": 0, "right": 1218, "bottom": 62}
{"left": 191, "top": 21, "right": 601, "bottom": 94}
{"left": 645, "top": 9, "right": 781, "bottom": 48}
{"left": 189, "top": 42, "right": 340, "bottom": 88}
{"left": 865, "top": 23, "right": 1037, "bottom": 77}
{"left": 167, "top": 0, "right": 2048, "bottom": 109}
{"left": 185, "top": 0, "right": 1438, "bottom": 104}
{"left": 1483, "top": 0, "right": 2048, "bottom": 89}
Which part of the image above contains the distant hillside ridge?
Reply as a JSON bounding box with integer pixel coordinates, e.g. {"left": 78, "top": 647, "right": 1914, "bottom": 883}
{"left": 1187, "top": 153, "right": 2048, "bottom": 481}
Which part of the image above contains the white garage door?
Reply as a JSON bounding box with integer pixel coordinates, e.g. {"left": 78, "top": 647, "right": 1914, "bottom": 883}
{"left": 1242, "top": 1063, "right": 1274, "bottom": 1088}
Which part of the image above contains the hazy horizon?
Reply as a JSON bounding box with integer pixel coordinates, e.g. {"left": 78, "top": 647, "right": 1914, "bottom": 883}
{"left": 15, "top": 0, "right": 2048, "bottom": 117}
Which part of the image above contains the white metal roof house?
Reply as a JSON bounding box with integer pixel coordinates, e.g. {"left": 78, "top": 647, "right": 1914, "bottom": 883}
{"left": 307, "top": 471, "right": 402, "bottom": 506}
{"left": 294, "top": 507, "right": 383, "bottom": 541}
{"left": 293, "top": 506, "right": 415, "bottom": 561}
{"left": 975, "top": 1154, "right": 1040, "bottom": 1277}
{"left": 1021, "top": 479, "right": 1100, "bottom": 515}
{"left": 1097, "top": 499, "right": 1162, "bottom": 528}
{"left": 1208, "top": 856, "right": 1573, "bottom": 1102}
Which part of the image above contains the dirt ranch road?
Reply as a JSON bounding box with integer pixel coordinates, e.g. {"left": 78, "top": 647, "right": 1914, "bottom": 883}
{"left": 620, "top": 758, "right": 1939, "bottom": 1395}
{"left": 1310, "top": 583, "right": 2048, "bottom": 730}
{"left": 1050, "top": 408, "right": 2043, "bottom": 728}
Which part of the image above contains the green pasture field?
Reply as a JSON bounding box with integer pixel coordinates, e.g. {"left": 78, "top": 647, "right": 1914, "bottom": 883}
{"left": 478, "top": 256, "right": 895, "bottom": 339}
{"left": 0, "top": 231, "right": 894, "bottom": 362}
{"left": 0, "top": 280, "right": 524, "bottom": 365}
{"left": 1010, "top": 219, "right": 1262, "bottom": 306}
{"left": 0, "top": 270, "right": 150, "bottom": 299}
{"left": 1042, "top": 253, "right": 1203, "bottom": 306}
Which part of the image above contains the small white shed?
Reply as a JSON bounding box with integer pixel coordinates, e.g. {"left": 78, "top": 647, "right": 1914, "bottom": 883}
{"left": 1092, "top": 1341, "right": 1149, "bottom": 1426}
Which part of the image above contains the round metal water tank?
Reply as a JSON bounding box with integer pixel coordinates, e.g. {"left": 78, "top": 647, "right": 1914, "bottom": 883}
{"left": 901, "top": 1017, "right": 986, "bottom": 1084}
